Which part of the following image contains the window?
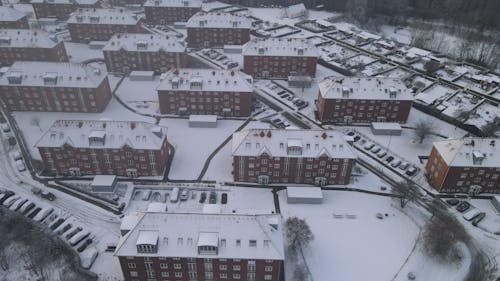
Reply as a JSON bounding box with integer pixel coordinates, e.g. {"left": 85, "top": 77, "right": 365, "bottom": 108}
{"left": 160, "top": 263, "right": 168, "bottom": 269}
{"left": 161, "top": 272, "right": 169, "bottom": 277}
{"left": 233, "top": 273, "right": 241, "bottom": 279}
{"left": 128, "top": 263, "right": 136, "bottom": 269}
{"left": 220, "top": 273, "right": 228, "bottom": 279}
{"left": 233, "top": 265, "right": 241, "bottom": 271}
{"left": 130, "top": 271, "right": 138, "bottom": 277}
{"left": 175, "top": 272, "right": 182, "bottom": 278}
{"left": 265, "top": 266, "right": 273, "bottom": 272}
{"left": 173, "top": 264, "right": 181, "bottom": 270}
{"left": 220, "top": 265, "right": 227, "bottom": 270}
{"left": 249, "top": 240, "right": 257, "bottom": 247}
{"left": 264, "top": 274, "right": 273, "bottom": 280}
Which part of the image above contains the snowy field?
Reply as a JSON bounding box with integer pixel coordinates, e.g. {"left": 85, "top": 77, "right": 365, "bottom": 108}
{"left": 279, "top": 190, "right": 420, "bottom": 281}
{"left": 159, "top": 118, "right": 245, "bottom": 180}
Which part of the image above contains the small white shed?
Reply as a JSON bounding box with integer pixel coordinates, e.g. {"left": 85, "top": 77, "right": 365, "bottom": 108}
{"left": 189, "top": 115, "right": 218, "bottom": 128}
{"left": 91, "top": 175, "right": 117, "bottom": 193}
{"left": 287, "top": 186, "right": 323, "bottom": 204}
{"left": 371, "top": 122, "right": 402, "bottom": 136}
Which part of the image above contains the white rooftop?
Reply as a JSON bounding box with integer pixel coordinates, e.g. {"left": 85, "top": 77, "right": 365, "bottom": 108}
{"left": 0, "top": 6, "right": 27, "bottom": 21}
{"left": 91, "top": 175, "right": 116, "bottom": 187}
{"left": 144, "top": 0, "right": 202, "bottom": 8}
{"left": 232, "top": 129, "right": 357, "bottom": 159}
{"left": 287, "top": 186, "right": 323, "bottom": 199}
{"left": 157, "top": 68, "right": 253, "bottom": 93}
{"left": 67, "top": 8, "right": 140, "bottom": 25}
{"left": 186, "top": 11, "right": 252, "bottom": 29}
{"left": 284, "top": 3, "right": 306, "bottom": 18}
{"left": 433, "top": 138, "right": 500, "bottom": 167}
{"left": 0, "top": 29, "right": 61, "bottom": 48}
{"left": 319, "top": 76, "right": 413, "bottom": 101}
{"left": 147, "top": 202, "right": 168, "bottom": 213}
{"left": 35, "top": 120, "right": 167, "bottom": 150}
{"left": 371, "top": 122, "right": 402, "bottom": 130}
{"left": 243, "top": 38, "right": 319, "bottom": 57}
{"left": 31, "top": 0, "right": 99, "bottom": 4}
{"left": 114, "top": 212, "right": 284, "bottom": 260}
{"left": 0, "top": 61, "right": 107, "bottom": 88}
{"left": 103, "top": 33, "right": 185, "bottom": 52}
{"left": 189, "top": 115, "right": 217, "bottom": 123}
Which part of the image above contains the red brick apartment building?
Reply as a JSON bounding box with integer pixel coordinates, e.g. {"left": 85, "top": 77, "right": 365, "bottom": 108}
{"left": 186, "top": 12, "right": 251, "bottom": 48}
{"left": 111, "top": 0, "right": 146, "bottom": 6}
{"left": 0, "top": 6, "right": 29, "bottom": 29}
{"left": 67, "top": 8, "right": 145, "bottom": 43}
{"left": 0, "top": 61, "right": 111, "bottom": 112}
{"left": 232, "top": 129, "right": 356, "bottom": 185}
{"left": 242, "top": 38, "right": 319, "bottom": 79}
{"left": 36, "top": 120, "right": 170, "bottom": 177}
{"left": 31, "top": 0, "right": 100, "bottom": 20}
{"left": 0, "top": 29, "right": 68, "bottom": 66}
{"left": 115, "top": 212, "right": 284, "bottom": 281}
{"left": 103, "top": 33, "right": 187, "bottom": 74}
{"left": 144, "top": 0, "right": 201, "bottom": 25}
{"left": 425, "top": 138, "right": 500, "bottom": 193}
{"left": 157, "top": 68, "right": 253, "bottom": 117}
{"left": 316, "top": 77, "right": 413, "bottom": 124}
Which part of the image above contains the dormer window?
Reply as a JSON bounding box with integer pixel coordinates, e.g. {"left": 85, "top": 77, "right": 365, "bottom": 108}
{"left": 136, "top": 230, "right": 159, "bottom": 254}
{"left": 190, "top": 77, "right": 203, "bottom": 90}
{"left": 89, "top": 130, "right": 106, "bottom": 146}
{"left": 6, "top": 72, "right": 22, "bottom": 84}
{"left": 89, "top": 16, "right": 100, "bottom": 23}
{"left": 258, "top": 47, "right": 265, "bottom": 55}
{"left": 43, "top": 73, "right": 58, "bottom": 85}
{"left": 136, "top": 41, "right": 148, "bottom": 50}
{"left": 0, "top": 36, "right": 11, "bottom": 45}
{"left": 287, "top": 139, "right": 303, "bottom": 155}
{"left": 297, "top": 48, "right": 304, "bottom": 56}
{"left": 249, "top": 240, "right": 257, "bottom": 247}
{"left": 197, "top": 232, "right": 218, "bottom": 255}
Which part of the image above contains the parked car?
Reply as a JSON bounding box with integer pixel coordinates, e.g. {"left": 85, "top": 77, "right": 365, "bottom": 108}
{"left": 353, "top": 136, "right": 361, "bottom": 142}
{"left": 33, "top": 207, "right": 54, "bottom": 222}
{"left": 26, "top": 207, "right": 41, "bottom": 219}
{"left": 66, "top": 226, "right": 83, "bottom": 240}
{"left": 20, "top": 201, "right": 35, "bottom": 215}
{"left": 363, "top": 143, "right": 374, "bottom": 150}
{"left": 0, "top": 190, "right": 14, "bottom": 204}
{"left": 385, "top": 156, "right": 394, "bottom": 163}
{"left": 209, "top": 191, "right": 216, "bottom": 204}
{"left": 399, "top": 162, "right": 410, "bottom": 170}
{"left": 1, "top": 123, "right": 10, "bottom": 133}
{"left": 463, "top": 208, "right": 481, "bottom": 221}
{"left": 346, "top": 131, "right": 355, "bottom": 136}
{"left": 199, "top": 192, "right": 207, "bottom": 203}
{"left": 77, "top": 238, "right": 93, "bottom": 252}
{"left": 446, "top": 199, "right": 460, "bottom": 206}
{"left": 371, "top": 146, "right": 381, "bottom": 153}
{"left": 405, "top": 166, "right": 418, "bottom": 176}
{"left": 41, "top": 191, "right": 56, "bottom": 201}
{"left": 456, "top": 201, "right": 470, "bottom": 213}
{"left": 15, "top": 159, "right": 26, "bottom": 172}
{"left": 221, "top": 193, "right": 228, "bottom": 204}
{"left": 391, "top": 160, "right": 402, "bottom": 168}
{"left": 472, "top": 213, "right": 486, "bottom": 226}
{"left": 70, "top": 230, "right": 90, "bottom": 246}
{"left": 180, "top": 189, "right": 189, "bottom": 201}
{"left": 3, "top": 195, "right": 20, "bottom": 207}
{"left": 9, "top": 198, "right": 27, "bottom": 211}
{"left": 377, "top": 151, "right": 387, "bottom": 158}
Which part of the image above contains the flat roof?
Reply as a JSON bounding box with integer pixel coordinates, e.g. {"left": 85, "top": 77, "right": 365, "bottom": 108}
{"left": 371, "top": 122, "right": 402, "bottom": 130}
{"left": 287, "top": 186, "right": 323, "bottom": 199}
{"left": 67, "top": 8, "right": 140, "bottom": 25}
{"left": 189, "top": 115, "right": 217, "bottom": 123}
{"left": 186, "top": 11, "right": 252, "bottom": 29}
{"left": 91, "top": 175, "right": 117, "bottom": 187}
{"left": 144, "top": 0, "right": 202, "bottom": 8}
{"left": 243, "top": 38, "right": 319, "bottom": 57}
{"left": 0, "top": 6, "right": 27, "bottom": 21}
{"left": 103, "top": 33, "right": 185, "bottom": 52}
{"left": 0, "top": 29, "right": 61, "bottom": 48}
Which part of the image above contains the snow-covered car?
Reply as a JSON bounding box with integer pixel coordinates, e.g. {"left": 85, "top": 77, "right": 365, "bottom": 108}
{"left": 3, "top": 195, "right": 20, "bottom": 207}
{"left": 15, "top": 159, "right": 26, "bottom": 172}
{"left": 0, "top": 123, "right": 10, "bottom": 133}
{"left": 33, "top": 207, "right": 54, "bottom": 222}
{"left": 69, "top": 230, "right": 91, "bottom": 246}
{"left": 9, "top": 198, "right": 27, "bottom": 211}
{"left": 363, "top": 143, "right": 374, "bottom": 150}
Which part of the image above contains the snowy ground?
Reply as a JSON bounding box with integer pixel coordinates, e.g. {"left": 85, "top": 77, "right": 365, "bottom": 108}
{"left": 279, "top": 190, "right": 420, "bottom": 281}
{"left": 159, "top": 118, "right": 245, "bottom": 180}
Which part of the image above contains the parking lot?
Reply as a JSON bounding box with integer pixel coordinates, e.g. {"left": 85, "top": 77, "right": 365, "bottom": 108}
{"left": 196, "top": 49, "right": 239, "bottom": 70}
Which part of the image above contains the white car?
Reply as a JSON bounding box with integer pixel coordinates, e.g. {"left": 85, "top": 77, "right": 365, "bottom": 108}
{"left": 0, "top": 123, "right": 10, "bottom": 133}
{"left": 3, "top": 195, "right": 20, "bottom": 207}
{"left": 9, "top": 198, "right": 27, "bottom": 211}
{"left": 15, "top": 159, "right": 26, "bottom": 172}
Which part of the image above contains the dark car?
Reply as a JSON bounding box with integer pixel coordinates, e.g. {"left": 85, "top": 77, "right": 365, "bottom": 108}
{"left": 346, "top": 131, "right": 355, "bottom": 136}
{"left": 199, "top": 192, "right": 207, "bottom": 203}
{"left": 77, "top": 238, "right": 93, "bottom": 253}
{"left": 0, "top": 190, "right": 14, "bottom": 204}
{"left": 405, "top": 167, "right": 418, "bottom": 176}
{"left": 41, "top": 191, "right": 56, "bottom": 201}
{"left": 385, "top": 156, "right": 394, "bottom": 163}
{"left": 472, "top": 212, "right": 486, "bottom": 226}
{"left": 221, "top": 193, "right": 228, "bottom": 204}
{"left": 209, "top": 191, "right": 216, "bottom": 204}
{"left": 353, "top": 136, "right": 361, "bottom": 142}
{"left": 446, "top": 199, "right": 460, "bottom": 206}
{"left": 456, "top": 201, "right": 470, "bottom": 213}
{"left": 66, "top": 227, "right": 82, "bottom": 240}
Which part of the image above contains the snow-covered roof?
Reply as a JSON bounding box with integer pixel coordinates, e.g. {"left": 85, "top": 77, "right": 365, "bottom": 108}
{"left": 103, "top": 33, "right": 185, "bottom": 52}
{"left": 0, "top": 61, "right": 107, "bottom": 88}
{"left": 433, "top": 138, "right": 500, "bottom": 167}
{"left": 287, "top": 186, "right": 323, "bottom": 199}
{"left": 157, "top": 68, "right": 253, "bottom": 93}
{"left": 91, "top": 175, "right": 116, "bottom": 187}
{"left": 189, "top": 115, "right": 217, "bottom": 123}
{"left": 144, "top": 0, "right": 202, "bottom": 8}
{"left": 0, "top": 6, "right": 27, "bottom": 21}
{"left": 147, "top": 202, "right": 168, "bottom": 212}
{"left": 371, "top": 122, "right": 402, "bottom": 130}
{"left": 318, "top": 76, "right": 413, "bottom": 101}
{"left": 114, "top": 212, "right": 284, "bottom": 260}
{"left": 35, "top": 120, "right": 167, "bottom": 150}
{"left": 0, "top": 29, "right": 61, "bottom": 48}
{"left": 31, "top": 0, "right": 99, "bottom": 4}
{"left": 243, "top": 38, "right": 319, "bottom": 57}
{"left": 284, "top": 3, "right": 306, "bottom": 18}
{"left": 120, "top": 212, "right": 144, "bottom": 233}
{"left": 186, "top": 11, "right": 252, "bottom": 29}
{"left": 136, "top": 230, "right": 159, "bottom": 245}
{"left": 67, "top": 8, "right": 140, "bottom": 25}
{"left": 232, "top": 129, "right": 357, "bottom": 159}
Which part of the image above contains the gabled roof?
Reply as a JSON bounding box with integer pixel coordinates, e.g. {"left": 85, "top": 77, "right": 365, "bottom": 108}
{"left": 0, "top": 61, "right": 107, "bottom": 88}
{"left": 144, "top": 0, "right": 202, "bottom": 8}
{"left": 242, "top": 38, "right": 319, "bottom": 57}
{"left": 103, "top": 33, "right": 185, "bottom": 52}
{"left": 0, "top": 6, "right": 28, "bottom": 21}
{"left": 114, "top": 212, "right": 284, "bottom": 260}
{"left": 31, "top": 0, "right": 99, "bottom": 4}
{"left": 318, "top": 76, "right": 413, "bottom": 101}
{"left": 186, "top": 11, "right": 252, "bottom": 29}
{"left": 67, "top": 8, "right": 140, "bottom": 25}
{"left": 35, "top": 120, "right": 167, "bottom": 150}
{"left": 0, "top": 29, "right": 61, "bottom": 48}
{"left": 232, "top": 129, "right": 357, "bottom": 159}
{"left": 433, "top": 138, "right": 500, "bottom": 167}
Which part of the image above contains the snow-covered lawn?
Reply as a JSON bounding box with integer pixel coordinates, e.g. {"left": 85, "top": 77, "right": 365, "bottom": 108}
{"left": 159, "top": 118, "right": 245, "bottom": 180}
{"left": 12, "top": 98, "right": 155, "bottom": 159}
{"left": 279, "top": 190, "right": 420, "bottom": 281}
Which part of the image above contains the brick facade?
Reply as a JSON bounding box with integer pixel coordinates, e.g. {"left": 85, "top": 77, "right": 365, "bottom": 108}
{"left": 118, "top": 256, "right": 282, "bottom": 281}
{"left": 32, "top": 1, "right": 100, "bottom": 20}
{"left": 0, "top": 7, "right": 29, "bottom": 29}
{"left": 144, "top": 1, "right": 201, "bottom": 25}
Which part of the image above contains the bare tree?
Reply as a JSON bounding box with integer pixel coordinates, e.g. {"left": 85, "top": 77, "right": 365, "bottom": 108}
{"left": 480, "top": 119, "right": 499, "bottom": 137}
{"left": 393, "top": 180, "right": 419, "bottom": 208}
{"left": 285, "top": 217, "right": 314, "bottom": 254}
{"left": 292, "top": 265, "right": 308, "bottom": 281}
{"left": 413, "top": 120, "right": 435, "bottom": 144}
